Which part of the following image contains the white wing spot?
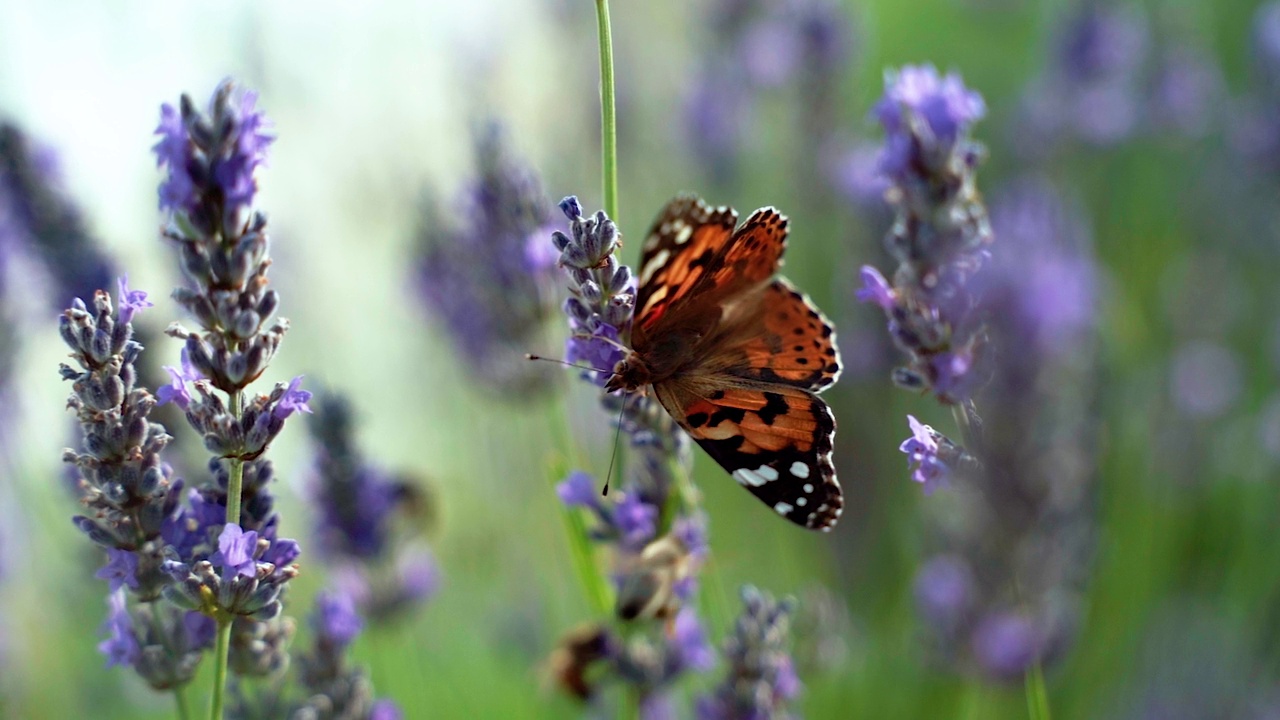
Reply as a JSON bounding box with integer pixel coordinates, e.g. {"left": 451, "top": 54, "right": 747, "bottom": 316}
{"left": 733, "top": 468, "right": 768, "bottom": 487}
{"left": 790, "top": 462, "right": 810, "bottom": 479}
{"left": 796, "top": 497, "right": 807, "bottom": 507}
{"left": 803, "top": 483, "right": 814, "bottom": 493}
{"left": 755, "top": 465, "right": 779, "bottom": 482}
{"left": 639, "top": 248, "right": 670, "bottom": 285}
{"left": 674, "top": 225, "right": 693, "bottom": 244}
{"left": 774, "top": 502, "right": 794, "bottom": 515}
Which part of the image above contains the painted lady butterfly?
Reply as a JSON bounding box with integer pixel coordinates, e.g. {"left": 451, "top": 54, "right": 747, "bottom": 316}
{"left": 605, "top": 195, "right": 843, "bottom": 531}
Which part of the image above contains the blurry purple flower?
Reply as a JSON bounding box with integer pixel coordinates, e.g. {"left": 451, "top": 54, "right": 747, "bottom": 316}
{"left": 972, "top": 612, "right": 1040, "bottom": 679}
{"left": 1148, "top": 47, "right": 1223, "bottom": 137}
{"left": 183, "top": 611, "right": 217, "bottom": 650}
{"left": 673, "top": 512, "right": 709, "bottom": 560}
{"left": 829, "top": 141, "right": 891, "bottom": 208}
{"left": 370, "top": 700, "right": 403, "bottom": 720}
{"left": 914, "top": 555, "right": 975, "bottom": 627}
{"left": 741, "top": 20, "right": 802, "bottom": 88}
{"left": 1170, "top": 341, "right": 1241, "bottom": 419}
{"left": 313, "top": 591, "right": 363, "bottom": 647}
{"left": 96, "top": 548, "right": 140, "bottom": 593}
{"left": 900, "top": 415, "right": 950, "bottom": 494}
{"left": 216, "top": 524, "right": 258, "bottom": 578}
{"left": 640, "top": 694, "right": 678, "bottom": 720}
{"left": 673, "top": 608, "right": 716, "bottom": 672}
{"left": 557, "top": 471, "right": 600, "bottom": 509}
{"left": 115, "top": 276, "right": 153, "bottom": 325}
{"left": 875, "top": 64, "right": 986, "bottom": 149}
{"left": 397, "top": 545, "right": 441, "bottom": 603}
{"left": 152, "top": 104, "right": 194, "bottom": 213}
{"left": 272, "top": 375, "right": 313, "bottom": 419}
{"left": 698, "top": 586, "right": 800, "bottom": 719}
{"left": 614, "top": 492, "right": 659, "bottom": 549}
{"left": 99, "top": 590, "right": 140, "bottom": 668}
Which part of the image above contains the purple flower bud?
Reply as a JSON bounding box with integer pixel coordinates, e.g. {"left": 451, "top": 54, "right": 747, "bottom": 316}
{"left": 672, "top": 608, "right": 715, "bottom": 672}
{"left": 613, "top": 491, "right": 659, "bottom": 550}
{"left": 855, "top": 265, "right": 895, "bottom": 310}
{"left": 98, "top": 590, "right": 140, "bottom": 668}
{"left": 972, "top": 612, "right": 1040, "bottom": 678}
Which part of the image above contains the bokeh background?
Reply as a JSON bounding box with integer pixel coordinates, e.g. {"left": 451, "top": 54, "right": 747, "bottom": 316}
{"left": 1, "top": 0, "right": 1278, "bottom": 717}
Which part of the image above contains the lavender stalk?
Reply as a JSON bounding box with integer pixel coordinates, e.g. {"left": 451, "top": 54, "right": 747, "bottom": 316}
{"left": 152, "top": 80, "right": 307, "bottom": 720}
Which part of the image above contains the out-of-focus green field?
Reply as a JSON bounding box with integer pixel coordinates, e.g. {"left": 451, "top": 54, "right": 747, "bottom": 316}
{"left": 0, "top": 0, "right": 1277, "bottom": 718}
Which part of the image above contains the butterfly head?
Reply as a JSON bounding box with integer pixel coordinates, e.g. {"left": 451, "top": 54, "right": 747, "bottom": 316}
{"left": 603, "top": 351, "right": 651, "bottom": 394}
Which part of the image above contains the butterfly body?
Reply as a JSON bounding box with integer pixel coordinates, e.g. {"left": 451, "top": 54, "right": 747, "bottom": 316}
{"left": 612, "top": 194, "right": 844, "bottom": 531}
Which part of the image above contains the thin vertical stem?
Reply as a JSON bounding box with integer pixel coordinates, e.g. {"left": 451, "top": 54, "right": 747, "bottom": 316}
{"left": 209, "top": 389, "right": 244, "bottom": 720}
{"left": 1025, "top": 661, "right": 1052, "bottom": 720}
{"left": 173, "top": 684, "right": 193, "bottom": 720}
{"left": 594, "top": 0, "right": 619, "bottom": 223}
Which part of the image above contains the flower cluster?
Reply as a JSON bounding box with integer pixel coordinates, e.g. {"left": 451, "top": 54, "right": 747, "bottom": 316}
{"left": 548, "top": 608, "right": 716, "bottom": 716}
{"left": 290, "top": 591, "right": 402, "bottom": 719}
{"left": 305, "top": 391, "right": 440, "bottom": 622}
{"left": 549, "top": 197, "right": 719, "bottom": 713}
{"left": 685, "top": 0, "right": 854, "bottom": 186}
{"left": 697, "top": 586, "right": 802, "bottom": 720}
{"left": 151, "top": 80, "right": 308, "bottom": 686}
{"left": 59, "top": 283, "right": 218, "bottom": 690}
{"left": 910, "top": 177, "right": 1099, "bottom": 680}
{"left": 414, "top": 122, "right": 561, "bottom": 398}
{"left": 857, "top": 65, "right": 992, "bottom": 404}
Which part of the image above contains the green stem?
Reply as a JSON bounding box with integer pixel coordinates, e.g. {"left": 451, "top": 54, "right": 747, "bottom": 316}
{"left": 594, "top": 0, "right": 618, "bottom": 222}
{"left": 173, "top": 685, "right": 193, "bottom": 720}
{"left": 548, "top": 391, "right": 612, "bottom": 615}
{"left": 209, "top": 390, "right": 244, "bottom": 720}
{"left": 208, "top": 618, "right": 231, "bottom": 720}
{"left": 1025, "top": 661, "right": 1052, "bottom": 720}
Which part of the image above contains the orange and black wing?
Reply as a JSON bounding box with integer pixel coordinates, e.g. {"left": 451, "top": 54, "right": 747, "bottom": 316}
{"left": 633, "top": 196, "right": 788, "bottom": 344}
{"left": 653, "top": 381, "right": 842, "bottom": 531}
{"left": 723, "top": 278, "right": 842, "bottom": 393}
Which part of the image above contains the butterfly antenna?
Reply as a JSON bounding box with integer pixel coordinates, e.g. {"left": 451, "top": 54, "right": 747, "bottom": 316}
{"left": 525, "top": 353, "right": 616, "bottom": 378}
{"left": 602, "top": 393, "right": 630, "bottom": 496}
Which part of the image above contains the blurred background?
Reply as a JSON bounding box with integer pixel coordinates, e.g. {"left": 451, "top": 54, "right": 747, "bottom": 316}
{"left": 1, "top": 0, "right": 1279, "bottom": 717}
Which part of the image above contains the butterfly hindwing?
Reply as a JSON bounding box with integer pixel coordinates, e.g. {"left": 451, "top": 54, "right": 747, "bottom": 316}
{"left": 727, "top": 278, "right": 842, "bottom": 393}
{"left": 653, "top": 381, "right": 842, "bottom": 531}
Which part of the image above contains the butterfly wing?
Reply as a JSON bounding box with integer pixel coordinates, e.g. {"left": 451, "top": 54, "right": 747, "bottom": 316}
{"left": 722, "top": 278, "right": 842, "bottom": 393}
{"left": 634, "top": 195, "right": 788, "bottom": 344}
{"left": 653, "top": 380, "right": 842, "bottom": 531}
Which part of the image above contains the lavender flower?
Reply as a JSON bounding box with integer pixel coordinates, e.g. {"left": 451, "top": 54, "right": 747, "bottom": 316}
{"left": 910, "top": 177, "right": 1100, "bottom": 680}
{"left": 291, "top": 589, "right": 401, "bottom": 720}
{"left": 0, "top": 122, "right": 115, "bottom": 307}
{"left": 697, "top": 586, "right": 801, "bottom": 720}
{"left": 1015, "top": 4, "right": 1149, "bottom": 153}
{"left": 305, "top": 390, "right": 440, "bottom": 622}
{"left": 549, "top": 608, "right": 717, "bottom": 714}
{"left": 413, "top": 122, "right": 561, "bottom": 397}
{"left": 684, "top": 0, "right": 855, "bottom": 187}
{"left": 857, "top": 65, "right": 992, "bottom": 405}
{"left": 60, "top": 284, "right": 181, "bottom": 602}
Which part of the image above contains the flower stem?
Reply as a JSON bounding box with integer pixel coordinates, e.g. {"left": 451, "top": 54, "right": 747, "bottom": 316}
{"left": 548, "top": 393, "right": 612, "bottom": 615}
{"left": 173, "top": 685, "right": 192, "bottom": 720}
{"left": 208, "top": 618, "right": 231, "bottom": 720}
{"left": 1025, "top": 660, "right": 1052, "bottom": 720}
{"left": 594, "top": 0, "right": 619, "bottom": 223}
{"left": 209, "top": 390, "right": 244, "bottom": 720}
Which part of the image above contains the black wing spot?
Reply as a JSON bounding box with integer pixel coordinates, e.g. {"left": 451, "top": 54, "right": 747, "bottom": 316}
{"left": 824, "top": 363, "right": 840, "bottom": 374}
{"left": 709, "top": 389, "right": 725, "bottom": 400}
{"left": 686, "top": 412, "right": 709, "bottom": 429}
{"left": 796, "top": 358, "right": 808, "bottom": 365}
{"left": 709, "top": 406, "right": 747, "bottom": 427}
{"left": 821, "top": 325, "right": 833, "bottom": 338}
{"left": 793, "top": 345, "right": 805, "bottom": 352}
{"left": 792, "top": 328, "right": 805, "bottom": 336}
{"left": 757, "top": 392, "right": 789, "bottom": 426}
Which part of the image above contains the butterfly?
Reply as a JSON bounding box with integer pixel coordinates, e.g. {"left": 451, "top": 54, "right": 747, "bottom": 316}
{"left": 605, "top": 194, "right": 843, "bottom": 531}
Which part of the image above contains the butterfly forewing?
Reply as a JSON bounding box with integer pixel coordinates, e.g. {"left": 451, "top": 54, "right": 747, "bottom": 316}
{"left": 635, "top": 195, "right": 738, "bottom": 338}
